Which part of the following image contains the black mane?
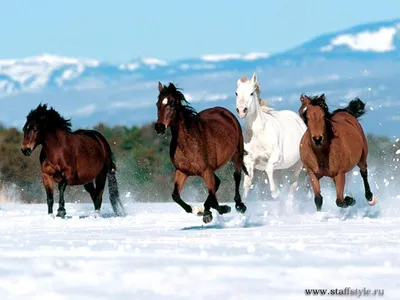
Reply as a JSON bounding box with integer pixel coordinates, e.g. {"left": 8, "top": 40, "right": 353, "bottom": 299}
{"left": 25, "top": 104, "right": 72, "bottom": 132}
{"left": 301, "top": 94, "right": 331, "bottom": 124}
{"left": 161, "top": 83, "right": 197, "bottom": 116}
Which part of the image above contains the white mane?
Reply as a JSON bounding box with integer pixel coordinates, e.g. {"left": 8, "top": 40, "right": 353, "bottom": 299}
{"left": 237, "top": 76, "right": 273, "bottom": 113}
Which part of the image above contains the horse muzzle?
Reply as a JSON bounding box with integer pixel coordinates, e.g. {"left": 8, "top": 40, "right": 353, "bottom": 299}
{"left": 236, "top": 107, "right": 248, "bottom": 119}
{"left": 21, "top": 147, "right": 33, "bottom": 156}
{"left": 154, "top": 123, "right": 166, "bottom": 135}
{"left": 312, "top": 136, "right": 324, "bottom": 148}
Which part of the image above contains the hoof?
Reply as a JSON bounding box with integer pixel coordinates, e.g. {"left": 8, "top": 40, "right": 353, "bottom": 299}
{"left": 271, "top": 189, "right": 280, "bottom": 199}
{"left": 203, "top": 211, "right": 213, "bottom": 224}
{"left": 217, "top": 205, "right": 231, "bottom": 215}
{"left": 345, "top": 196, "right": 356, "bottom": 207}
{"left": 191, "top": 205, "right": 204, "bottom": 216}
{"left": 235, "top": 203, "right": 247, "bottom": 214}
{"left": 56, "top": 209, "right": 66, "bottom": 218}
{"left": 336, "top": 200, "right": 348, "bottom": 208}
{"left": 368, "top": 195, "right": 378, "bottom": 206}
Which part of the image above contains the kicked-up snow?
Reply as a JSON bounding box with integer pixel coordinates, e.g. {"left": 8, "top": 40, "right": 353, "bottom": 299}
{"left": 0, "top": 200, "right": 399, "bottom": 300}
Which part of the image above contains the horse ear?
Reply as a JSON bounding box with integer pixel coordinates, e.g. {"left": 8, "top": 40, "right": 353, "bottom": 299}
{"left": 169, "top": 83, "right": 176, "bottom": 91}
{"left": 320, "top": 93, "right": 326, "bottom": 100}
{"left": 158, "top": 82, "right": 163, "bottom": 92}
{"left": 251, "top": 73, "right": 257, "bottom": 84}
{"left": 301, "top": 95, "right": 311, "bottom": 105}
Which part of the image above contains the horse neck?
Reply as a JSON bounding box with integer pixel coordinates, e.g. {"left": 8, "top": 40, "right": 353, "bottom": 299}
{"left": 245, "top": 99, "right": 268, "bottom": 133}
{"left": 169, "top": 110, "right": 196, "bottom": 142}
{"left": 42, "top": 129, "right": 69, "bottom": 152}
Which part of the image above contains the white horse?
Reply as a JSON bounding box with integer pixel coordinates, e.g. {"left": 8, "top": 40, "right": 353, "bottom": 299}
{"left": 235, "top": 73, "right": 307, "bottom": 202}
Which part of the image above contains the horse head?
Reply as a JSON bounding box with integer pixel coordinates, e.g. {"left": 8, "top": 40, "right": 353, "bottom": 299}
{"left": 235, "top": 73, "right": 260, "bottom": 119}
{"left": 302, "top": 94, "right": 330, "bottom": 148}
{"left": 21, "top": 104, "right": 72, "bottom": 156}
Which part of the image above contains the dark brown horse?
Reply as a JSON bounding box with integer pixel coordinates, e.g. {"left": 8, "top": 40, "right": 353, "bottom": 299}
{"left": 154, "top": 82, "right": 248, "bottom": 223}
{"left": 21, "top": 104, "right": 125, "bottom": 217}
{"left": 299, "top": 95, "right": 377, "bottom": 211}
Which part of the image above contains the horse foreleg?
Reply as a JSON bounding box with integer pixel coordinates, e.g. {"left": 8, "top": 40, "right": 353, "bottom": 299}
{"left": 234, "top": 169, "right": 247, "bottom": 214}
{"left": 334, "top": 172, "right": 355, "bottom": 208}
{"left": 172, "top": 170, "right": 204, "bottom": 216}
{"left": 358, "top": 161, "right": 377, "bottom": 206}
{"left": 308, "top": 172, "right": 323, "bottom": 211}
{"left": 266, "top": 153, "right": 280, "bottom": 199}
{"left": 56, "top": 181, "right": 67, "bottom": 218}
{"left": 285, "top": 160, "right": 303, "bottom": 212}
{"left": 242, "top": 154, "right": 254, "bottom": 199}
{"left": 42, "top": 173, "right": 54, "bottom": 215}
{"left": 202, "top": 171, "right": 231, "bottom": 224}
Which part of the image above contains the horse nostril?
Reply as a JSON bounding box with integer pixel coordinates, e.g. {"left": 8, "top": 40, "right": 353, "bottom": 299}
{"left": 236, "top": 108, "right": 239, "bottom": 113}
{"left": 312, "top": 136, "right": 323, "bottom": 144}
{"left": 244, "top": 107, "right": 248, "bottom": 113}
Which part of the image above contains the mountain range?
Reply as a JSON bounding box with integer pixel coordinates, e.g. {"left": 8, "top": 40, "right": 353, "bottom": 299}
{"left": 1, "top": 18, "right": 400, "bottom": 137}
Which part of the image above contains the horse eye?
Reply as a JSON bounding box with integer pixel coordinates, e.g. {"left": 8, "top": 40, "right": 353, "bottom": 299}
{"left": 250, "top": 92, "right": 254, "bottom": 96}
{"left": 235, "top": 92, "right": 238, "bottom": 96}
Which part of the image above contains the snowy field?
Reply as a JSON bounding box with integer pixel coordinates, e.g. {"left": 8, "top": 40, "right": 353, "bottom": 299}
{"left": 0, "top": 198, "right": 399, "bottom": 300}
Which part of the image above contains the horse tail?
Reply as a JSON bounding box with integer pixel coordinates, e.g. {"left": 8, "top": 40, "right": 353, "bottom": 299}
{"left": 344, "top": 98, "right": 367, "bottom": 119}
{"left": 107, "top": 153, "right": 126, "bottom": 216}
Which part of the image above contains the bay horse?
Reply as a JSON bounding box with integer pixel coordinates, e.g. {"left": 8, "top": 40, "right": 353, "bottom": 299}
{"left": 154, "top": 82, "right": 247, "bottom": 224}
{"left": 235, "top": 73, "right": 307, "bottom": 205}
{"left": 21, "top": 104, "right": 125, "bottom": 217}
{"left": 299, "top": 94, "right": 377, "bottom": 211}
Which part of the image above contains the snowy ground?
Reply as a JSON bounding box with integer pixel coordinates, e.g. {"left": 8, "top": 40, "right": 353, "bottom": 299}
{"left": 0, "top": 199, "right": 399, "bottom": 300}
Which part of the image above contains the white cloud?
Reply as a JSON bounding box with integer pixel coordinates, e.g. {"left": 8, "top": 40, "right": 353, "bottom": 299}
{"left": 320, "top": 26, "right": 398, "bottom": 53}
{"left": 201, "top": 52, "right": 269, "bottom": 62}
{"left": 73, "top": 104, "right": 96, "bottom": 116}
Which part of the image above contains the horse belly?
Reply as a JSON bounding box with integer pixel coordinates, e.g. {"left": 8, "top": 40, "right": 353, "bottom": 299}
{"left": 68, "top": 148, "right": 106, "bottom": 185}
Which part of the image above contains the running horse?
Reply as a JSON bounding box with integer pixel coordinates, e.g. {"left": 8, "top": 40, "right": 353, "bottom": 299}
{"left": 154, "top": 82, "right": 248, "bottom": 223}
{"left": 21, "top": 104, "right": 125, "bottom": 217}
{"left": 299, "top": 95, "right": 377, "bottom": 211}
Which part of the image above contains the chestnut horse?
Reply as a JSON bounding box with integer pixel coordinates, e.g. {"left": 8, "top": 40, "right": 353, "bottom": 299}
{"left": 154, "top": 82, "right": 248, "bottom": 223}
{"left": 299, "top": 95, "right": 377, "bottom": 211}
{"left": 21, "top": 104, "right": 125, "bottom": 217}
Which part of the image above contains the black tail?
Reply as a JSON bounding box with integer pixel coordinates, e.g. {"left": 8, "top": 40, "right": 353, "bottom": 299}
{"left": 108, "top": 155, "right": 126, "bottom": 216}
{"left": 334, "top": 98, "right": 366, "bottom": 119}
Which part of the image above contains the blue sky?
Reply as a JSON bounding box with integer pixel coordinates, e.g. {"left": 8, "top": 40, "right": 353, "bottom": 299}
{"left": 0, "top": 0, "right": 399, "bottom": 62}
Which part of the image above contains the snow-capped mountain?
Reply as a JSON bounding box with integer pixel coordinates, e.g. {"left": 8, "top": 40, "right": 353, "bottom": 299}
{"left": 1, "top": 19, "right": 400, "bottom": 137}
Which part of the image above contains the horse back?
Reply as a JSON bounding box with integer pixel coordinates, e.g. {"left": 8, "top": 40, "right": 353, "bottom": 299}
{"left": 40, "top": 129, "right": 114, "bottom": 185}
{"left": 73, "top": 129, "right": 115, "bottom": 168}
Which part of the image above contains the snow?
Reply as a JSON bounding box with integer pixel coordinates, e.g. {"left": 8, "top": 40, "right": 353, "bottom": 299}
{"left": 141, "top": 58, "right": 168, "bottom": 67}
{"left": 0, "top": 201, "right": 399, "bottom": 299}
{"left": 320, "top": 26, "right": 399, "bottom": 53}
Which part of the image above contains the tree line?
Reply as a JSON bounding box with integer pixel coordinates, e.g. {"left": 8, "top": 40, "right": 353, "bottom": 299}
{"left": 0, "top": 122, "right": 398, "bottom": 204}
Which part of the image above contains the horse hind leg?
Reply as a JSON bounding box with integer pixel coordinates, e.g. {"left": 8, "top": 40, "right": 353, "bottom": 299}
{"left": 266, "top": 152, "right": 280, "bottom": 199}
{"left": 231, "top": 152, "right": 247, "bottom": 213}
{"left": 84, "top": 182, "right": 96, "bottom": 202}
{"left": 358, "top": 157, "right": 377, "bottom": 206}
{"left": 92, "top": 169, "right": 107, "bottom": 216}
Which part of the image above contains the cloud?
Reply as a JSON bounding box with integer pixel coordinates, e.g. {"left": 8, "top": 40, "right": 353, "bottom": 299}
{"left": 320, "top": 26, "right": 398, "bottom": 53}
{"left": 73, "top": 104, "right": 96, "bottom": 116}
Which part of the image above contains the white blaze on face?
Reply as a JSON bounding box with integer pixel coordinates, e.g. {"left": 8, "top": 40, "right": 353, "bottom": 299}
{"left": 162, "top": 98, "right": 168, "bottom": 105}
